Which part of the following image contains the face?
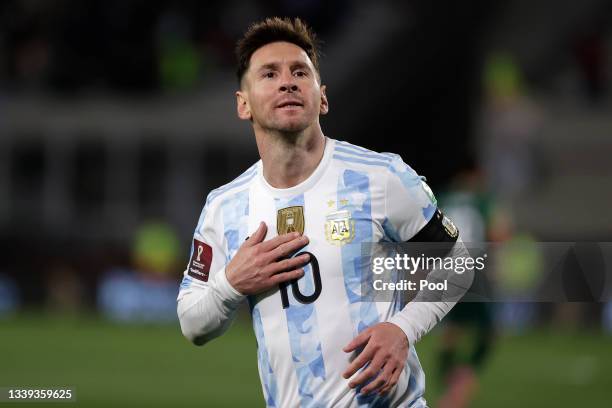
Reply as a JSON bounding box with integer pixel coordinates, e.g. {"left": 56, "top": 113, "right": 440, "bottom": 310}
{"left": 236, "top": 41, "right": 328, "bottom": 133}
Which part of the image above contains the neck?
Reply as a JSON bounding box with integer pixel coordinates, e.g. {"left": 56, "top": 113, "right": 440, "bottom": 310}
{"left": 254, "top": 124, "right": 326, "bottom": 189}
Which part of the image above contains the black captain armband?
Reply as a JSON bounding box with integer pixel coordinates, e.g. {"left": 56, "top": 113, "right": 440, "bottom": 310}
{"left": 408, "top": 209, "right": 459, "bottom": 243}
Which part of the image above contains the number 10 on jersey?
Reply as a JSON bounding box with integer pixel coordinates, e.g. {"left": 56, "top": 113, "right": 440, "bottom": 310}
{"left": 279, "top": 252, "right": 322, "bottom": 309}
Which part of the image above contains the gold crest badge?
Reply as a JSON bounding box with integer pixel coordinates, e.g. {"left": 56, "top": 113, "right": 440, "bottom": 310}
{"left": 277, "top": 206, "right": 305, "bottom": 235}
{"left": 325, "top": 210, "right": 355, "bottom": 245}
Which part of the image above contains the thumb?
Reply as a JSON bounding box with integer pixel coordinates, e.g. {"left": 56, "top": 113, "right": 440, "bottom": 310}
{"left": 245, "top": 222, "right": 267, "bottom": 246}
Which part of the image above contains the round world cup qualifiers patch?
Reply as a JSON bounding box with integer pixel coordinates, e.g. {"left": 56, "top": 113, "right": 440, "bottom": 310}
{"left": 188, "top": 239, "right": 212, "bottom": 282}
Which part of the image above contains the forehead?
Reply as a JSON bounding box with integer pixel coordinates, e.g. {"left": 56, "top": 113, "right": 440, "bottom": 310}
{"left": 249, "top": 41, "right": 313, "bottom": 70}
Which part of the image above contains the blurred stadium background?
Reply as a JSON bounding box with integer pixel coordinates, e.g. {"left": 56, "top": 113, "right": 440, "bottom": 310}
{"left": 1, "top": 0, "right": 611, "bottom": 407}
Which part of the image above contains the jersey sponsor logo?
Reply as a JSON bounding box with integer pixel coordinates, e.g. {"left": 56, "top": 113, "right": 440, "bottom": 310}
{"left": 188, "top": 239, "right": 212, "bottom": 282}
{"left": 325, "top": 209, "right": 355, "bottom": 245}
{"left": 277, "top": 206, "right": 305, "bottom": 235}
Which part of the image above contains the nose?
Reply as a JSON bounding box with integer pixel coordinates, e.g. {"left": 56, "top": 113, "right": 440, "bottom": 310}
{"left": 279, "top": 83, "right": 298, "bottom": 93}
{"left": 279, "top": 70, "right": 298, "bottom": 93}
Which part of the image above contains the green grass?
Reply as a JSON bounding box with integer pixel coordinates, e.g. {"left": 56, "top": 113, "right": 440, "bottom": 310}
{"left": 1, "top": 313, "right": 611, "bottom": 407}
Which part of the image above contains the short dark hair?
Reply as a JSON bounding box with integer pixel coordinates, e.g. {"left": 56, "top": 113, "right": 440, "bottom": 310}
{"left": 235, "top": 17, "right": 320, "bottom": 85}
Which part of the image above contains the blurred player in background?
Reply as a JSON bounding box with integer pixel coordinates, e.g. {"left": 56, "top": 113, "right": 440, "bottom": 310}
{"left": 436, "top": 163, "right": 498, "bottom": 408}
{"left": 177, "top": 17, "right": 471, "bottom": 407}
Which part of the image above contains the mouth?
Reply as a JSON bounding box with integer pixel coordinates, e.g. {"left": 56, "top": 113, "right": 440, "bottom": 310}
{"left": 276, "top": 100, "right": 304, "bottom": 109}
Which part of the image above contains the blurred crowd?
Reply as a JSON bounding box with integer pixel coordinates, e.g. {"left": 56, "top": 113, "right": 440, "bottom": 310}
{"left": 0, "top": 0, "right": 348, "bottom": 94}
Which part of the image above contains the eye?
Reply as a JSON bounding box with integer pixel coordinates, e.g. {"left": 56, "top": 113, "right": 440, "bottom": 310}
{"left": 294, "top": 70, "right": 307, "bottom": 77}
{"left": 263, "top": 71, "right": 276, "bottom": 79}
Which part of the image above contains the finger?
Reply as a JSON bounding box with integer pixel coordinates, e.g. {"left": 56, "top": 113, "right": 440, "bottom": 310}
{"left": 348, "top": 353, "right": 385, "bottom": 389}
{"left": 269, "top": 268, "right": 305, "bottom": 285}
{"left": 245, "top": 222, "right": 267, "bottom": 247}
{"left": 267, "top": 235, "right": 309, "bottom": 261}
{"left": 259, "top": 231, "right": 301, "bottom": 252}
{"left": 379, "top": 367, "right": 401, "bottom": 395}
{"left": 343, "top": 329, "right": 371, "bottom": 353}
{"left": 342, "top": 341, "right": 374, "bottom": 379}
{"left": 362, "top": 362, "right": 394, "bottom": 395}
{"left": 360, "top": 373, "right": 387, "bottom": 395}
{"left": 267, "top": 253, "right": 310, "bottom": 276}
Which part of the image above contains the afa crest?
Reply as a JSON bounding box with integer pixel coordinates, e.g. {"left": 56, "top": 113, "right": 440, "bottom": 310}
{"left": 325, "top": 210, "right": 355, "bottom": 245}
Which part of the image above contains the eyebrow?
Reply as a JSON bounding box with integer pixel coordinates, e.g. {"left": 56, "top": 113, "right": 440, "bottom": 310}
{"left": 256, "top": 61, "right": 312, "bottom": 73}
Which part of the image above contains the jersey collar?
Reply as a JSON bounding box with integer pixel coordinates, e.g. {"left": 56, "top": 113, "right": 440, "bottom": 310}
{"left": 257, "top": 137, "right": 335, "bottom": 197}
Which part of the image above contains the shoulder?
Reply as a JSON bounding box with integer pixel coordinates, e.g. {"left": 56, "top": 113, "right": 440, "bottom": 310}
{"left": 331, "top": 139, "right": 396, "bottom": 172}
{"left": 331, "top": 139, "right": 418, "bottom": 179}
{"left": 197, "top": 161, "right": 259, "bottom": 224}
{"left": 330, "top": 139, "right": 434, "bottom": 205}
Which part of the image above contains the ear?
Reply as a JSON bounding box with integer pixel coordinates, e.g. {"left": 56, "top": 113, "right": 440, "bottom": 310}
{"left": 319, "top": 85, "right": 329, "bottom": 115}
{"left": 236, "top": 90, "right": 252, "bottom": 121}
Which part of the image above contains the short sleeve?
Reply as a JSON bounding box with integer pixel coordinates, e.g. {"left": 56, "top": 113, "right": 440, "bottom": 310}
{"left": 383, "top": 155, "right": 438, "bottom": 242}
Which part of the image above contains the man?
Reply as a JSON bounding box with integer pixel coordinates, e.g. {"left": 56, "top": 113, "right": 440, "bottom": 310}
{"left": 178, "top": 17, "right": 469, "bottom": 407}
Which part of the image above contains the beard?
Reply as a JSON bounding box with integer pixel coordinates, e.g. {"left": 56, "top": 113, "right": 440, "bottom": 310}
{"left": 264, "top": 110, "right": 312, "bottom": 134}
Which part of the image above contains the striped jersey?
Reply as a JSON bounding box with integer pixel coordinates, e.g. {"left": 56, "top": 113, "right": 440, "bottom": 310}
{"left": 178, "top": 138, "right": 438, "bottom": 407}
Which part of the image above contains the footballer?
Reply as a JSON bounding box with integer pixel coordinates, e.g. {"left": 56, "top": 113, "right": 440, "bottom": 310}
{"left": 178, "top": 17, "right": 468, "bottom": 407}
